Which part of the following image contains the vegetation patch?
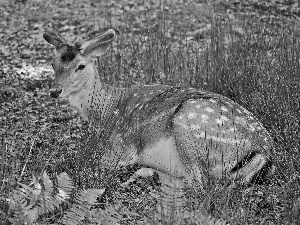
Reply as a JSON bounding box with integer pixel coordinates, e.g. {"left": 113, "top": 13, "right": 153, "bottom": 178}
{"left": 1, "top": 0, "right": 299, "bottom": 224}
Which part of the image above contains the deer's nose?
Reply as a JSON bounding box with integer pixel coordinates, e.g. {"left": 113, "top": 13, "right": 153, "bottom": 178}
{"left": 49, "top": 88, "right": 62, "bottom": 98}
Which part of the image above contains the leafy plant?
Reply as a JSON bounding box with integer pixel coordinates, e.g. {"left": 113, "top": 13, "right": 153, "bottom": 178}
{"left": 6, "top": 171, "right": 122, "bottom": 225}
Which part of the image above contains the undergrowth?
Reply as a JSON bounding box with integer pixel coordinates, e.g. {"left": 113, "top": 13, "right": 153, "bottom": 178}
{"left": 1, "top": 1, "right": 300, "bottom": 224}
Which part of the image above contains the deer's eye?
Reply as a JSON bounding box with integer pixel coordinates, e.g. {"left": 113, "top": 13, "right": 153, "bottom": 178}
{"left": 51, "top": 63, "right": 54, "bottom": 68}
{"left": 75, "top": 64, "right": 85, "bottom": 73}
{"left": 77, "top": 64, "right": 85, "bottom": 70}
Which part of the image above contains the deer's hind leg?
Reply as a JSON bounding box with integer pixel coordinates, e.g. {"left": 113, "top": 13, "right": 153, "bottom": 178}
{"left": 172, "top": 101, "right": 209, "bottom": 191}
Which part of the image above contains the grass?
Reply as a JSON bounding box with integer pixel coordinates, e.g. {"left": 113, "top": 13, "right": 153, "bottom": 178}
{"left": 1, "top": 0, "right": 300, "bottom": 224}
{"left": 98, "top": 17, "right": 300, "bottom": 224}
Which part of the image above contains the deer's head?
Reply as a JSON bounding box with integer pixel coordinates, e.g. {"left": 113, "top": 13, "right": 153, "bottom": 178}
{"left": 43, "top": 29, "right": 116, "bottom": 99}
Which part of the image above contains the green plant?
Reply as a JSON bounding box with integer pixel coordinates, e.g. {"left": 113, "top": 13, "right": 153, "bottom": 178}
{"left": 6, "top": 171, "right": 122, "bottom": 225}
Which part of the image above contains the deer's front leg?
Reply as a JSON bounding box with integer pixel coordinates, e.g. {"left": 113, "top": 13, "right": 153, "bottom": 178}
{"left": 109, "top": 132, "right": 139, "bottom": 167}
{"left": 110, "top": 133, "right": 157, "bottom": 186}
{"left": 156, "top": 171, "right": 187, "bottom": 224}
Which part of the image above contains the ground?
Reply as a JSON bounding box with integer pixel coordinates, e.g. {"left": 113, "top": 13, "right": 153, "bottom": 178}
{"left": 1, "top": 0, "right": 300, "bottom": 224}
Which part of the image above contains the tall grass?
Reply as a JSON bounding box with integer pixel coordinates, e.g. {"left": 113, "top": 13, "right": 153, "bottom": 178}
{"left": 94, "top": 8, "right": 300, "bottom": 223}
{"left": 1, "top": 0, "right": 300, "bottom": 224}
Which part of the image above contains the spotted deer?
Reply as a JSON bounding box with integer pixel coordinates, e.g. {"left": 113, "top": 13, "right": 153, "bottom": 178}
{"left": 43, "top": 29, "right": 275, "bottom": 224}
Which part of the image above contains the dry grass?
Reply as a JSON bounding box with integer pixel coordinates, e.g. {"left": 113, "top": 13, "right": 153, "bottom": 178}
{"left": 1, "top": 1, "right": 300, "bottom": 224}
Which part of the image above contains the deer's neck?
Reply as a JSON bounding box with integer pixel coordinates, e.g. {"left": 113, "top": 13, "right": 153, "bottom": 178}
{"left": 69, "top": 63, "right": 128, "bottom": 124}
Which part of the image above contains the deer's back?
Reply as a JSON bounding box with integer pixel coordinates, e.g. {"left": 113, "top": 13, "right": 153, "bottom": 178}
{"left": 110, "top": 85, "right": 273, "bottom": 178}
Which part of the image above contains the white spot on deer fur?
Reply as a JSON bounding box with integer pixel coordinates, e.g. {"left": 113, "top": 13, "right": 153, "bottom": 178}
{"left": 236, "top": 109, "right": 242, "bottom": 114}
{"left": 250, "top": 122, "right": 262, "bottom": 130}
{"left": 225, "top": 101, "right": 233, "bottom": 107}
{"left": 178, "top": 115, "right": 184, "bottom": 120}
{"left": 194, "top": 131, "right": 206, "bottom": 139}
{"left": 205, "top": 135, "right": 245, "bottom": 145}
{"left": 189, "top": 100, "right": 196, "bottom": 104}
{"left": 209, "top": 99, "right": 217, "bottom": 103}
{"left": 221, "top": 115, "right": 228, "bottom": 121}
{"left": 228, "top": 127, "right": 236, "bottom": 133}
{"left": 217, "top": 127, "right": 236, "bottom": 134}
{"left": 215, "top": 118, "right": 223, "bottom": 125}
{"left": 235, "top": 116, "right": 247, "bottom": 126}
{"left": 201, "top": 114, "right": 209, "bottom": 123}
{"left": 196, "top": 104, "right": 202, "bottom": 108}
{"left": 243, "top": 108, "right": 252, "bottom": 115}
{"left": 248, "top": 116, "right": 255, "bottom": 121}
{"left": 175, "top": 117, "right": 188, "bottom": 128}
{"left": 205, "top": 107, "right": 214, "bottom": 113}
{"left": 248, "top": 123, "right": 256, "bottom": 132}
{"left": 220, "top": 106, "right": 228, "bottom": 112}
{"left": 263, "top": 137, "right": 269, "bottom": 142}
{"left": 187, "top": 112, "right": 196, "bottom": 119}
{"left": 180, "top": 123, "right": 189, "bottom": 129}
{"left": 256, "top": 126, "right": 262, "bottom": 130}
{"left": 215, "top": 115, "right": 229, "bottom": 125}
{"left": 262, "top": 144, "right": 270, "bottom": 150}
{"left": 190, "top": 124, "right": 200, "bottom": 130}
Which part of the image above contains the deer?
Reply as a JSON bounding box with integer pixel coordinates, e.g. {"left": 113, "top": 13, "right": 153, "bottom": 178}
{"left": 43, "top": 29, "right": 275, "bottom": 224}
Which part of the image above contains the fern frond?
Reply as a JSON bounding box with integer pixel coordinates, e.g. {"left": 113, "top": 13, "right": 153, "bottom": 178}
{"left": 187, "top": 210, "right": 228, "bottom": 225}
{"left": 77, "top": 188, "right": 105, "bottom": 205}
{"left": 43, "top": 171, "right": 53, "bottom": 196}
{"left": 61, "top": 188, "right": 106, "bottom": 225}
{"left": 8, "top": 172, "right": 73, "bottom": 224}
{"left": 57, "top": 172, "right": 74, "bottom": 199}
{"left": 9, "top": 182, "right": 40, "bottom": 225}
{"left": 37, "top": 195, "right": 60, "bottom": 215}
{"left": 90, "top": 204, "right": 123, "bottom": 223}
{"left": 61, "top": 204, "right": 87, "bottom": 225}
{"left": 8, "top": 172, "right": 120, "bottom": 225}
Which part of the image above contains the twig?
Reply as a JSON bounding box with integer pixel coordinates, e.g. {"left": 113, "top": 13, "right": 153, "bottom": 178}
{"left": 20, "top": 139, "right": 35, "bottom": 178}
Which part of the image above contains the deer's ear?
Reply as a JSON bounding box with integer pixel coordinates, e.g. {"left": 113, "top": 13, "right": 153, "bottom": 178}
{"left": 43, "top": 31, "right": 66, "bottom": 49}
{"left": 80, "top": 29, "right": 116, "bottom": 57}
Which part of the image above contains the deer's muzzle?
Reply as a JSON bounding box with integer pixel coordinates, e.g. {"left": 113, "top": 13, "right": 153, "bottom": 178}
{"left": 49, "top": 88, "right": 62, "bottom": 98}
